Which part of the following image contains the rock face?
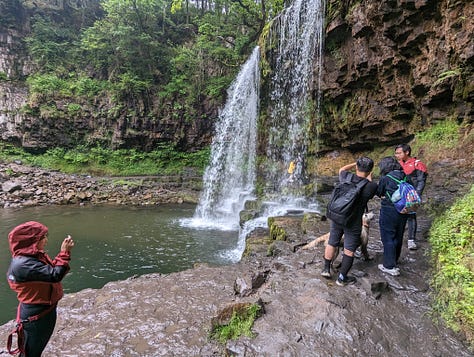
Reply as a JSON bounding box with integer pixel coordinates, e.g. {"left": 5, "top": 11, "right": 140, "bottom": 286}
{"left": 318, "top": 0, "right": 474, "bottom": 151}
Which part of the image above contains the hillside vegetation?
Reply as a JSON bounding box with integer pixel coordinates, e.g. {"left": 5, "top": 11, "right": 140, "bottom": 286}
{"left": 430, "top": 185, "right": 474, "bottom": 348}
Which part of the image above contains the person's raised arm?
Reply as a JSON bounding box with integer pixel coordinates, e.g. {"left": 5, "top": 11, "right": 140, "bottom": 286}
{"left": 339, "top": 162, "right": 356, "bottom": 174}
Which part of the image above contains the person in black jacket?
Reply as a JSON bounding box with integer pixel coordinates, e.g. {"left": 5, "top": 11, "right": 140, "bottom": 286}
{"left": 321, "top": 157, "right": 378, "bottom": 286}
{"left": 376, "top": 157, "right": 412, "bottom": 276}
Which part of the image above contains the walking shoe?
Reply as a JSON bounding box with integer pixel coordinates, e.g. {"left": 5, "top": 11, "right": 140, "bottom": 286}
{"left": 378, "top": 264, "right": 400, "bottom": 276}
{"left": 336, "top": 275, "right": 357, "bottom": 286}
{"left": 321, "top": 268, "right": 331, "bottom": 278}
{"left": 408, "top": 240, "right": 418, "bottom": 250}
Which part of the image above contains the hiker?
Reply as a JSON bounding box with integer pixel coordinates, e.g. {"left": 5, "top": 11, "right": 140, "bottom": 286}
{"left": 395, "top": 144, "right": 428, "bottom": 250}
{"left": 321, "top": 157, "right": 377, "bottom": 286}
{"left": 376, "top": 157, "right": 412, "bottom": 276}
{"left": 6, "top": 221, "right": 74, "bottom": 357}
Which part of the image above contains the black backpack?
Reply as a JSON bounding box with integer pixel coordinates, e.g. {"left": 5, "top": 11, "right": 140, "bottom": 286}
{"left": 326, "top": 178, "right": 368, "bottom": 225}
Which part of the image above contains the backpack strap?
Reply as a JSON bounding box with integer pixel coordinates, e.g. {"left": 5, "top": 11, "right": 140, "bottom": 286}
{"left": 385, "top": 174, "right": 406, "bottom": 201}
{"left": 356, "top": 178, "right": 369, "bottom": 188}
{"left": 386, "top": 174, "right": 407, "bottom": 184}
{"left": 7, "top": 304, "right": 25, "bottom": 355}
{"left": 7, "top": 303, "right": 57, "bottom": 355}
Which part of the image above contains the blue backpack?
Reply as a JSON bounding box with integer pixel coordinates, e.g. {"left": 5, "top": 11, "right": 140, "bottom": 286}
{"left": 386, "top": 174, "right": 421, "bottom": 214}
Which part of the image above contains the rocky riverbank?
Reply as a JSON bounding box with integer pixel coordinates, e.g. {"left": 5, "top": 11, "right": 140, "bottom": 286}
{"left": 0, "top": 154, "right": 473, "bottom": 356}
{"left": 0, "top": 161, "right": 201, "bottom": 207}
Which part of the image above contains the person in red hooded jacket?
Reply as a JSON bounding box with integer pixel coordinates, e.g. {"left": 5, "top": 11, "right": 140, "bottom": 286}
{"left": 394, "top": 144, "right": 428, "bottom": 250}
{"left": 6, "top": 221, "right": 74, "bottom": 357}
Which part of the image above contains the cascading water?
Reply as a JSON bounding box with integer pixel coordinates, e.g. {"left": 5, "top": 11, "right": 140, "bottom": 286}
{"left": 186, "top": 0, "right": 326, "bottom": 262}
{"left": 265, "top": 0, "right": 326, "bottom": 197}
{"left": 232, "top": 0, "right": 326, "bottom": 262}
{"left": 192, "top": 46, "right": 260, "bottom": 230}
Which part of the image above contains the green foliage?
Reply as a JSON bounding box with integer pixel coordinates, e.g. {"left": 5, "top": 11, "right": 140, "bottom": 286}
{"left": 0, "top": 72, "right": 8, "bottom": 81}
{"left": 411, "top": 119, "right": 460, "bottom": 156}
{"left": 111, "top": 72, "right": 152, "bottom": 101}
{"left": 429, "top": 185, "right": 474, "bottom": 347}
{"left": 204, "top": 75, "right": 234, "bottom": 99}
{"left": 11, "top": 0, "right": 271, "bottom": 153}
{"left": 72, "top": 76, "right": 108, "bottom": 98}
{"left": 0, "top": 143, "right": 210, "bottom": 176}
{"left": 26, "top": 73, "right": 107, "bottom": 101}
{"left": 25, "top": 16, "right": 79, "bottom": 73}
{"left": 0, "top": 142, "right": 33, "bottom": 162}
{"left": 67, "top": 103, "right": 82, "bottom": 116}
{"left": 27, "top": 74, "right": 71, "bottom": 98}
{"left": 210, "top": 304, "right": 262, "bottom": 343}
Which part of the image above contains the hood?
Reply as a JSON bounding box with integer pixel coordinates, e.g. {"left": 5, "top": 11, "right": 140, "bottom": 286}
{"left": 8, "top": 221, "right": 48, "bottom": 257}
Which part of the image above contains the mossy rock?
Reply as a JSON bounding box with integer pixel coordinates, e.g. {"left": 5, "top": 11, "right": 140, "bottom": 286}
{"left": 240, "top": 209, "right": 259, "bottom": 226}
{"left": 244, "top": 199, "right": 261, "bottom": 210}
{"left": 269, "top": 220, "right": 287, "bottom": 241}
{"left": 268, "top": 216, "right": 305, "bottom": 242}
{"left": 243, "top": 227, "right": 272, "bottom": 257}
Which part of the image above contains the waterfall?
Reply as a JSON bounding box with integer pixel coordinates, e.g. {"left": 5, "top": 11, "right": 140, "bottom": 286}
{"left": 265, "top": 0, "right": 326, "bottom": 196}
{"left": 192, "top": 46, "right": 260, "bottom": 230}
{"left": 185, "top": 0, "right": 326, "bottom": 262}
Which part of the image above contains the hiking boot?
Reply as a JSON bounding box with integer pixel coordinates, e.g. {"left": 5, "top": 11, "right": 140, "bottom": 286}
{"left": 408, "top": 240, "right": 418, "bottom": 250}
{"left": 336, "top": 275, "right": 357, "bottom": 286}
{"left": 321, "top": 268, "right": 331, "bottom": 279}
{"left": 378, "top": 264, "right": 400, "bottom": 276}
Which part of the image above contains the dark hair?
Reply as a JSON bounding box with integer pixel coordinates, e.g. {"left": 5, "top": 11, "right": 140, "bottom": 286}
{"left": 378, "top": 156, "right": 402, "bottom": 176}
{"left": 356, "top": 156, "right": 374, "bottom": 173}
{"left": 395, "top": 143, "right": 411, "bottom": 156}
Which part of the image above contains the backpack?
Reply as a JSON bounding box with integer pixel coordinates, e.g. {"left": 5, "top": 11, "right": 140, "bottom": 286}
{"left": 326, "top": 178, "right": 368, "bottom": 225}
{"left": 386, "top": 174, "right": 421, "bottom": 214}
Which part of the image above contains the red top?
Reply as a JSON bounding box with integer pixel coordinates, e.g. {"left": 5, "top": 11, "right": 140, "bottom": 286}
{"left": 399, "top": 157, "right": 427, "bottom": 175}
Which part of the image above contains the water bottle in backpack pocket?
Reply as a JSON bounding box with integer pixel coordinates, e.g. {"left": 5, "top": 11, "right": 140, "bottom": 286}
{"left": 386, "top": 174, "right": 421, "bottom": 214}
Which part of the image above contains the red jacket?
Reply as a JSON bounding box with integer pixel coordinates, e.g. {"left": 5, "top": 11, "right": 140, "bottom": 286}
{"left": 399, "top": 157, "right": 428, "bottom": 195}
{"left": 7, "top": 221, "right": 71, "bottom": 305}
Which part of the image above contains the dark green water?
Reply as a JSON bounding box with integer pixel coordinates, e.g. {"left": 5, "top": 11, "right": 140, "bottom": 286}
{"left": 0, "top": 204, "right": 239, "bottom": 325}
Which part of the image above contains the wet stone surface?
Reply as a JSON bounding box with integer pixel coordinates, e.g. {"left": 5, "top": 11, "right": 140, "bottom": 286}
{"left": 0, "top": 203, "right": 472, "bottom": 356}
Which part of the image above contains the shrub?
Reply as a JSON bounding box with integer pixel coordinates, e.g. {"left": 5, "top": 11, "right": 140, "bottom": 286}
{"left": 0, "top": 143, "right": 210, "bottom": 176}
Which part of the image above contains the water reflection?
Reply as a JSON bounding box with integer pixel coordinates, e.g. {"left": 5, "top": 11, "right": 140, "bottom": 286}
{"left": 0, "top": 204, "right": 238, "bottom": 324}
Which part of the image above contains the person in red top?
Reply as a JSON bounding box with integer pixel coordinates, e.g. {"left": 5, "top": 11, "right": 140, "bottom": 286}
{"left": 395, "top": 144, "right": 428, "bottom": 250}
{"left": 6, "top": 221, "right": 74, "bottom": 357}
